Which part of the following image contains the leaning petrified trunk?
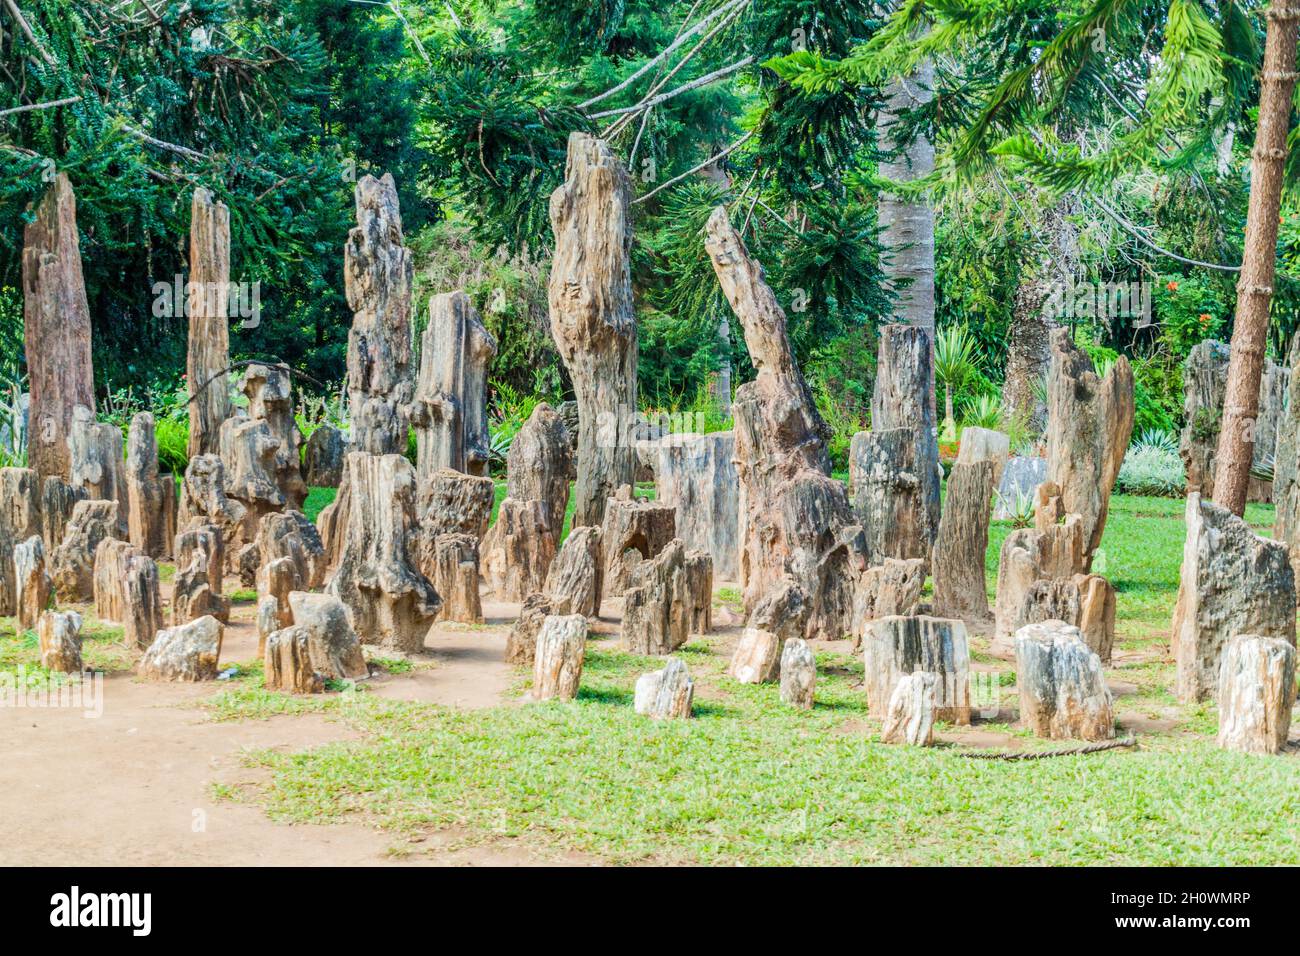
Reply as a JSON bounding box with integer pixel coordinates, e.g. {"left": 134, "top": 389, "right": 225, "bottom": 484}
{"left": 14, "top": 535, "right": 50, "bottom": 631}
{"left": 328, "top": 453, "right": 440, "bottom": 654}
{"left": 599, "top": 484, "right": 676, "bottom": 598}
{"left": 345, "top": 174, "right": 415, "bottom": 455}
{"left": 21, "top": 173, "right": 95, "bottom": 482}
{"left": 1015, "top": 621, "right": 1114, "bottom": 741}
{"left": 547, "top": 133, "right": 638, "bottom": 528}
{"left": 243, "top": 364, "right": 307, "bottom": 511}
{"left": 67, "top": 404, "right": 126, "bottom": 538}
{"left": 505, "top": 403, "right": 573, "bottom": 543}
{"left": 634, "top": 657, "right": 694, "bottom": 719}
{"left": 532, "top": 614, "right": 587, "bottom": 701}
{"left": 1174, "top": 493, "right": 1295, "bottom": 702}
{"left": 126, "top": 412, "right": 175, "bottom": 559}
{"left": 1217, "top": 634, "right": 1296, "bottom": 755}
{"left": 544, "top": 525, "right": 603, "bottom": 617}
{"left": 932, "top": 458, "right": 997, "bottom": 621}
{"left": 409, "top": 291, "right": 498, "bottom": 478}
{"left": 0, "top": 467, "right": 41, "bottom": 616}
{"left": 862, "top": 615, "right": 971, "bottom": 724}
{"left": 187, "top": 188, "right": 232, "bottom": 459}
{"left": 655, "top": 431, "right": 739, "bottom": 581}
{"left": 704, "top": 206, "right": 866, "bottom": 640}
{"left": 1045, "top": 328, "right": 1135, "bottom": 566}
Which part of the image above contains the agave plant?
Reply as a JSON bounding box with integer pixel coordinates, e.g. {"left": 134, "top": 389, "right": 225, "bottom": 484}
{"left": 962, "top": 393, "right": 1003, "bottom": 431}
{"left": 934, "top": 325, "right": 980, "bottom": 442}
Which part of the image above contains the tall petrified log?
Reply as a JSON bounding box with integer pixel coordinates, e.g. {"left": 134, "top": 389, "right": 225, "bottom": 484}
{"left": 218, "top": 417, "right": 284, "bottom": 554}
{"left": 1217, "top": 634, "right": 1296, "bottom": 755}
{"left": 1271, "top": 333, "right": 1300, "bottom": 591}
{"left": 51, "top": 499, "right": 118, "bottom": 603}
{"left": 409, "top": 291, "right": 497, "bottom": 477}
{"left": 704, "top": 206, "right": 865, "bottom": 640}
{"left": 22, "top": 173, "right": 95, "bottom": 482}
{"left": 481, "top": 498, "right": 556, "bottom": 602}
{"left": 862, "top": 615, "right": 971, "bottom": 724}
{"left": 932, "top": 458, "right": 997, "bottom": 621}
{"left": 328, "top": 453, "right": 440, "bottom": 654}
{"left": 172, "top": 525, "right": 230, "bottom": 626}
{"left": 1174, "top": 493, "right": 1295, "bottom": 702}
{"left": 126, "top": 412, "right": 175, "bottom": 559}
{"left": 345, "top": 173, "right": 414, "bottom": 456}
{"left": 599, "top": 484, "right": 676, "bottom": 598}
{"left": 187, "top": 187, "right": 232, "bottom": 459}
{"left": 1045, "top": 328, "right": 1134, "bottom": 566}
{"left": 1015, "top": 621, "right": 1114, "bottom": 741}
{"left": 655, "top": 431, "right": 740, "bottom": 581}
{"left": 505, "top": 403, "right": 572, "bottom": 542}
{"left": 67, "top": 404, "right": 126, "bottom": 537}
{"left": 243, "top": 364, "right": 307, "bottom": 511}
{"left": 0, "top": 467, "right": 41, "bottom": 616}
{"left": 547, "top": 133, "right": 638, "bottom": 528}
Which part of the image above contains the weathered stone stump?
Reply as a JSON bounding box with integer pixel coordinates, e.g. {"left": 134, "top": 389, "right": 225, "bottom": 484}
{"left": 0, "top": 467, "right": 42, "bottom": 616}
{"left": 258, "top": 556, "right": 298, "bottom": 634}
{"left": 243, "top": 363, "right": 307, "bottom": 511}
{"left": 415, "top": 468, "right": 495, "bottom": 540}
{"left": 544, "top": 526, "right": 602, "bottom": 617}
{"left": 139, "top": 615, "right": 223, "bottom": 682}
{"left": 502, "top": 403, "right": 572, "bottom": 542}
{"left": 779, "top": 637, "right": 816, "bottom": 710}
{"left": 729, "top": 579, "right": 807, "bottom": 683}
{"left": 992, "top": 513, "right": 1086, "bottom": 647}
{"left": 863, "top": 615, "right": 971, "bottom": 724}
{"left": 67, "top": 404, "right": 126, "bottom": 537}
{"left": 126, "top": 412, "right": 175, "bottom": 559}
{"left": 92, "top": 539, "right": 163, "bottom": 650}
{"left": 1217, "top": 634, "right": 1296, "bottom": 755}
{"left": 93, "top": 538, "right": 139, "bottom": 623}
{"left": 429, "top": 533, "right": 483, "bottom": 624}
{"left": 219, "top": 416, "right": 285, "bottom": 551}
{"left": 600, "top": 484, "right": 677, "bottom": 598}
{"left": 852, "top": 558, "right": 925, "bottom": 638}
{"left": 621, "top": 540, "right": 710, "bottom": 655}
{"left": 1074, "top": 573, "right": 1116, "bottom": 663}
{"left": 304, "top": 425, "right": 346, "bottom": 488}
{"left": 38, "top": 609, "right": 82, "bottom": 672}
{"left": 51, "top": 499, "right": 118, "bottom": 603}
{"left": 14, "top": 535, "right": 50, "bottom": 631}
{"left": 481, "top": 497, "right": 556, "bottom": 602}
{"left": 288, "top": 591, "right": 369, "bottom": 682}
{"left": 40, "top": 475, "right": 84, "bottom": 553}
{"left": 1015, "top": 621, "right": 1114, "bottom": 741}
{"left": 932, "top": 458, "right": 997, "bottom": 620}
{"left": 881, "top": 671, "right": 938, "bottom": 746}
{"left": 265, "top": 626, "right": 324, "bottom": 694}
{"left": 1174, "top": 494, "right": 1295, "bottom": 702}
{"left": 655, "top": 431, "right": 739, "bottom": 580}
{"left": 187, "top": 187, "right": 232, "bottom": 458}
{"left": 531, "top": 614, "right": 587, "bottom": 701}
{"left": 178, "top": 455, "right": 246, "bottom": 569}
{"left": 634, "top": 657, "right": 694, "bottom": 719}
{"left": 172, "top": 526, "right": 230, "bottom": 626}
{"left": 506, "top": 592, "right": 552, "bottom": 666}
{"left": 257, "top": 596, "right": 279, "bottom": 658}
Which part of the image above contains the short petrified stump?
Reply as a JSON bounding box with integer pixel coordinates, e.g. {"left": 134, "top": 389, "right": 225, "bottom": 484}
{"left": 881, "top": 671, "right": 937, "bottom": 746}
{"left": 779, "top": 637, "right": 816, "bottom": 710}
{"left": 863, "top": 615, "right": 970, "bottom": 724}
{"left": 621, "top": 540, "right": 710, "bottom": 656}
{"left": 139, "top": 615, "right": 224, "bottom": 682}
{"left": 1015, "top": 621, "right": 1114, "bottom": 741}
{"left": 1217, "top": 634, "right": 1296, "bottom": 755}
{"left": 38, "top": 610, "right": 83, "bottom": 673}
{"left": 14, "top": 535, "right": 51, "bottom": 631}
{"left": 532, "top": 614, "right": 586, "bottom": 701}
{"left": 634, "top": 657, "right": 694, "bottom": 719}
{"left": 544, "top": 526, "right": 602, "bottom": 617}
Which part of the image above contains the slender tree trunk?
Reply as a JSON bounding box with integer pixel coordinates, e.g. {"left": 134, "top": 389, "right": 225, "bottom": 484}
{"left": 878, "top": 61, "right": 936, "bottom": 419}
{"left": 1214, "top": 2, "right": 1299, "bottom": 516}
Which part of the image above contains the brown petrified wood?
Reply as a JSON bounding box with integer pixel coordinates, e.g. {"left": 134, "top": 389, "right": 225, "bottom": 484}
{"left": 599, "top": 484, "right": 676, "bottom": 598}
{"left": 634, "top": 657, "right": 694, "bottom": 719}
{"left": 304, "top": 424, "right": 346, "bottom": 488}
{"left": 22, "top": 173, "right": 95, "bottom": 482}
{"left": 126, "top": 413, "right": 175, "bottom": 559}
{"left": 187, "top": 187, "right": 232, "bottom": 458}
{"left": 621, "top": 539, "right": 711, "bottom": 656}
{"left": 932, "top": 458, "right": 997, "bottom": 621}
{"left": 728, "top": 577, "right": 808, "bottom": 684}
{"left": 506, "top": 592, "right": 552, "bottom": 666}
{"left": 655, "top": 431, "right": 739, "bottom": 581}
{"left": 0, "top": 467, "right": 41, "bottom": 616}
{"left": 547, "top": 133, "right": 638, "bottom": 528}
{"left": 1217, "top": 634, "right": 1296, "bottom": 755}
{"left": 172, "top": 525, "right": 231, "bottom": 626}
{"left": 532, "top": 613, "right": 587, "bottom": 701}
{"left": 863, "top": 615, "right": 971, "bottom": 724}
{"left": 139, "top": 615, "right": 223, "bottom": 682}
{"left": 178, "top": 455, "right": 247, "bottom": 568}
{"left": 992, "top": 513, "right": 1087, "bottom": 647}
{"left": 265, "top": 626, "right": 324, "bottom": 694}
{"left": 288, "top": 591, "right": 369, "bottom": 683}
{"left": 429, "top": 533, "right": 483, "bottom": 624}
{"left": 481, "top": 497, "right": 556, "bottom": 602}
{"left": 852, "top": 558, "right": 925, "bottom": 641}
{"left": 93, "top": 538, "right": 140, "bottom": 624}
{"left": 544, "top": 526, "right": 603, "bottom": 617}
{"left": 121, "top": 556, "right": 164, "bottom": 650}
{"left": 243, "top": 363, "right": 307, "bottom": 511}
{"left": 218, "top": 416, "right": 284, "bottom": 549}
{"left": 1015, "top": 621, "right": 1114, "bottom": 741}
{"left": 51, "top": 499, "right": 118, "bottom": 603}
{"left": 40, "top": 475, "right": 84, "bottom": 554}
{"left": 67, "top": 404, "right": 126, "bottom": 538}
{"left": 38, "top": 609, "right": 83, "bottom": 673}
{"left": 504, "top": 403, "right": 572, "bottom": 542}
{"left": 14, "top": 535, "right": 50, "bottom": 631}
{"left": 704, "top": 205, "right": 866, "bottom": 640}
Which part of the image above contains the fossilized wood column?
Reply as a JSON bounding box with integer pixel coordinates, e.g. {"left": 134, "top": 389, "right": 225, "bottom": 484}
{"left": 505, "top": 403, "right": 572, "bottom": 542}
{"left": 932, "top": 458, "right": 996, "bottom": 621}
{"left": 1271, "top": 333, "right": 1300, "bottom": 589}
{"left": 41, "top": 475, "right": 84, "bottom": 554}
{"left": 547, "top": 133, "right": 638, "bottom": 528}
{"left": 0, "top": 467, "right": 41, "bottom": 616}
{"left": 992, "top": 513, "right": 1087, "bottom": 647}
{"left": 67, "top": 404, "right": 126, "bottom": 537}
{"left": 345, "top": 174, "right": 415, "bottom": 455}
{"left": 409, "top": 291, "right": 498, "bottom": 477}
{"left": 173, "top": 525, "right": 230, "bottom": 626}
{"left": 481, "top": 498, "right": 556, "bottom": 602}
{"left": 655, "top": 431, "right": 739, "bottom": 581}
{"left": 178, "top": 455, "right": 246, "bottom": 566}
{"left": 852, "top": 557, "right": 925, "bottom": 639}
{"left": 620, "top": 539, "right": 711, "bottom": 655}
{"left": 429, "top": 533, "right": 482, "bottom": 624}
{"left": 14, "top": 535, "right": 50, "bottom": 631}
{"left": 599, "top": 484, "right": 676, "bottom": 598}
{"left": 51, "top": 499, "right": 118, "bottom": 603}
{"left": 704, "top": 206, "right": 865, "bottom": 640}
{"left": 1045, "top": 328, "right": 1134, "bottom": 566}
{"left": 544, "top": 525, "right": 602, "bottom": 617}
{"left": 187, "top": 188, "right": 232, "bottom": 458}
{"left": 634, "top": 657, "right": 694, "bottom": 719}
{"left": 328, "top": 452, "right": 440, "bottom": 653}
{"left": 218, "top": 417, "right": 285, "bottom": 557}
{"left": 39, "top": 609, "right": 83, "bottom": 673}
{"left": 1217, "top": 634, "right": 1296, "bottom": 755}
{"left": 126, "top": 412, "right": 175, "bottom": 559}
{"left": 1015, "top": 621, "right": 1114, "bottom": 741}
{"left": 862, "top": 615, "right": 970, "bottom": 724}
{"left": 21, "top": 173, "right": 95, "bottom": 481}
{"left": 532, "top": 614, "right": 587, "bottom": 701}
{"left": 243, "top": 364, "right": 306, "bottom": 510}
{"left": 779, "top": 637, "right": 816, "bottom": 710}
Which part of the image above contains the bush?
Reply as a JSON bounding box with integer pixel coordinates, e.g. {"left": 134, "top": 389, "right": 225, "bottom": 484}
{"left": 1117, "top": 429, "right": 1184, "bottom": 496}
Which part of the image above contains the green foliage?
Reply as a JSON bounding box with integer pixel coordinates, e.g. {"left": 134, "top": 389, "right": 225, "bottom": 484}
{"left": 1117, "top": 429, "right": 1185, "bottom": 496}
{"left": 1154, "top": 274, "right": 1227, "bottom": 355}
{"left": 488, "top": 380, "right": 543, "bottom": 474}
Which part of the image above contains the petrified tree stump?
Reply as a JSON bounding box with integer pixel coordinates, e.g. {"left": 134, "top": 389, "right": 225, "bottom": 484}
{"left": 258, "top": 556, "right": 298, "bottom": 634}
{"left": 706, "top": 210, "right": 866, "bottom": 640}
{"left": 852, "top": 558, "right": 925, "bottom": 639}
{"left": 881, "top": 672, "right": 938, "bottom": 746}
{"left": 14, "top": 535, "right": 50, "bottom": 631}
{"left": 265, "top": 626, "right": 324, "bottom": 694}
{"left": 506, "top": 592, "right": 552, "bottom": 666}
{"left": 621, "top": 540, "right": 710, "bottom": 656}
{"left": 932, "top": 458, "right": 997, "bottom": 621}
{"left": 409, "top": 291, "right": 498, "bottom": 477}
{"left": 544, "top": 526, "right": 602, "bottom": 617}
{"left": 599, "top": 484, "right": 677, "bottom": 598}
{"left": 257, "top": 597, "right": 279, "bottom": 658}
{"left": 415, "top": 467, "right": 495, "bottom": 540}
{"left": 1045, "top": 328, "right": 1134, "bottom": 567}
{"left": 634, "top": 657, "right": 694, "bottom": 719}
{"left": 779, "top": 637, "right": 816, "bottom": 710}
{"left": 532, "top": 613, "right": 587, "bottom": 701}
{"left": 992, "top": 514, "right": 1086, "bottom": 647}
{"left": 1175, "top": 493, "right": 1296, "bottom": 702}
{"left": 850, "top": 428, "right": 931, "bottom": 567}
{"left": 41, "top": 475, "right": 84, "bottom": 553}
{"left": 175, "top": 524, "right": 224, "bottom": 596}
{"left": 345, "top": 174, "right": 414, "bottom": 456}
{"left": 481, "top": 497, "right": 556, "bottom": 602}
{"left": 1015, "top": 621, "right": 1114, "bottom": 741}
{"left": 243, "top": 363, "right": 307, "bottom": 511}
{"left": 22, "top": 173, "right": 95, "bottom": 482}
{"left": 172, "top": 525, "right": 230, "bottom": 626}
{"left": 93, "top": 538, "right": 140, "bottom": 624}
{"left": 126, "top": 412, "right": 175, "bottom": 559}
{"left": 1272, "top": 333, "right": 1300, "bottom": 591}
{"left": 67, "top": 404, "right": 126, "bottom": 537}
{"left": 729, "top": 578, "right": 808, "bottom": 683}
{"left": 219, "top": 417, "right": 285, "bottom": 549}
{"left": 547, "top": 133, "right": 639, "bottom": 528}
{"left": 1217, "top": 634, "right": 1296, "bottom": 755}
{"left": 0, "top": 467, "right": 41, "bottom": 616}
{"left": 51, "top": 499, "right": 118, "bottom": 603}
{"left": 187, "top": 187, "right": 233, "bottom": 459}
{"left": 288, "top": 591, "right": 369, "bottom": 683}
{"left": 328, "top": 453, "right": 440, "bottom": 654}
{"left": 655, "top": 431, "right": 740, "bottom": 581}
{"left": 139, "top": 615, "right": 223, "bottom": 682}
{"left": 121, "top": 557, "right": 164, "bottom": 650}
{"left": 863, "top": 615, "right": 971, "bottom": 724}
{"left": 504, "top": 403, "right": 573, "bottom": 542}
{"left": 38, "top": 609, "right": 83, "bottom": 673}
{"left": 1073, "top": 573, "right": 1116, "bottom": 663}
{"left": 178, "top": 455, "right": 246, "bottom": 568}
{"left": 429, "top": 533, "right": 483, "bottom": 624}
{"left": 304, "top": 425, "right": 346, "bottom": 488}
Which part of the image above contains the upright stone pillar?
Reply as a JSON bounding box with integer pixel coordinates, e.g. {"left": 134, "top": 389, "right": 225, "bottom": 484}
{"left": 187, "top": 187, "right": 232, "bottom": 458}
{"left": 655, "top": 431, "right": 739, "bottom": 581}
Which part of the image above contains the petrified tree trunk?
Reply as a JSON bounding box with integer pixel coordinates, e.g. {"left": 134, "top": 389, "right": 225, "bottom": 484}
{"left": 852, "top": 557, "right": 925, "bottom": 639}
{"left": 621, "top": 539, "right": 710, "bottom": 655}
{"left": 1015, "top": 621, "right": 1114, "bottom": 741}
{"left": 532, "top": 614, "right": 587, "bottom": 700}
{"left": 992, "top": 514, "right": 1086, "bottom": 647}
{"left": 0, "top": 467, "right": 41, "bottom": 616}
{"left": 1273, "top": 335, "right": 1300, "bottom": 589}
{"left": 93, "top": 538, "right": 139, "bottom": 624}
{"left": 178, "top": 455, "right": 247, "bottom": 567}
{"left": 870, "top": 323, "right": 941, "bottom": 539}
{"left": 862, "top": 615, "right": 971, "bottom": 724}
{"left": 506, "top": 592, "right": 552, "bottom": 666}
{"left": 288, "top": 591, "right": 369, "bottom": 683}
{"left": 729, "top": 578, "right": 808, "bottom": 683}
{"left": 122, "top": 557, "right": 163, "bottom": 650}
{"left": 257, "top": 597, "right": 279, "bottom": 658}
{"left": 172, "top": 525, "right": 230, "bottom": 626}
{"left": 187, "top": 187, "right": 232, "bottom": 459}
{"left": 126, "top": 412, "right": 175, "bottom": 559}
{"left": 599, "top": 484, "right": 676, "bottom": 598}
{"left": 415, "top": 468, "right": 495, "bottom": 541}
{"left": 345, "top": 174, "right": 415, "bottom": 455}
{"left": 1217, "top": 634, "right": 1296, "bottom": 755}
{"left": 14, "top": 535, "right": 50, "bottom": 631}
{"left": 429, "top": 533, "right": 482, "bottom": 624}
{"left": 932, "top": 458, "right": 996, "bottom": 621}
{"left": 40, "top": 475, "right": 84, "bottom": 553}
{"left": 219, "top": 417, "right": 285, "bottom": 537}
{"left": 1074, "top": 573, "right": 1116, "bottom": 663}
{"left": 21, "top": 173, "right": 95, "bottom": 482}
{"left": 255, "top": 510, "right": 327, "bottom": 592}
{"left": 547, "top": 133, "right": 638, "bottom": 528}
{"left": 243, "top": 364, "right": 307, "bottom": 510}
{"left": 409, "top": 291, "right": 497, "bottom": 477}
{"left": 956, "top": 426, "right": 1009, "bottom": 481}
{"left": 1045, "top": 329, "right": 1134, "bottom": 566}
{"left": 1174, "top": 493, "right": 1295, "bottom": 702}
{"left": 544, "top": 525, "right": 602, "bottom": 617}
{"left": 139, "top": 615, "right": 223, "bottom": 682}
{"left": 779, "top": 637, "right": 816, "bottom": 710}
{"left": 505, "top": 403, "right": 572, "bottom": 542}
{"left": 481, "top": 498, "right": 556, "bottom": 602}
{"left": 634, "top": 657, "right": 694, "bottom": 719}
{"left": 704, "top": 206, "right": 866, "bottom": 640}
{"left": 850, "top": 428, "right": 929, "bottom": 566}
{"left": 67, "top": 404, "right": 126, "bottom": 537}
{"left": 328, "top": 453, "right": 440, "bottom": 654}
{"left": 881, "top": 672, "right": 937, "bottom": 746}
{"left": 258, "top": 556, "right": 298, "bottom": 634}
{"left": 265, "top": 626, "right": 323, "bottom": 694}
{"left": 51, "top": 499, "right": 118, "bottom": 603}
{"left": 304, "top": 425, "right": 346, "bottom": 488}
{"left": 655, "top": 431, "right": 739, "bottom": 581}
{"left": 38, "top": 609, "right": 83, "bottom": 673}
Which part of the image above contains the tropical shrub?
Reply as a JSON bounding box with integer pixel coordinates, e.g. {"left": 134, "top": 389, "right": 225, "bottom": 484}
{"left": 1117, "top": 428, "right": 1185, "bottom": 496}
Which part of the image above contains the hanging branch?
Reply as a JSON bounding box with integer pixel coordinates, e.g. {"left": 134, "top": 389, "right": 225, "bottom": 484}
{"left": 632, "top": 128, "right": 755, "bottom": 204}
{"left": 591, "top": 57, "right": 753, "bottom": 121}
{"left": 0, "top": 95, "right": 80, "bottom": 117}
